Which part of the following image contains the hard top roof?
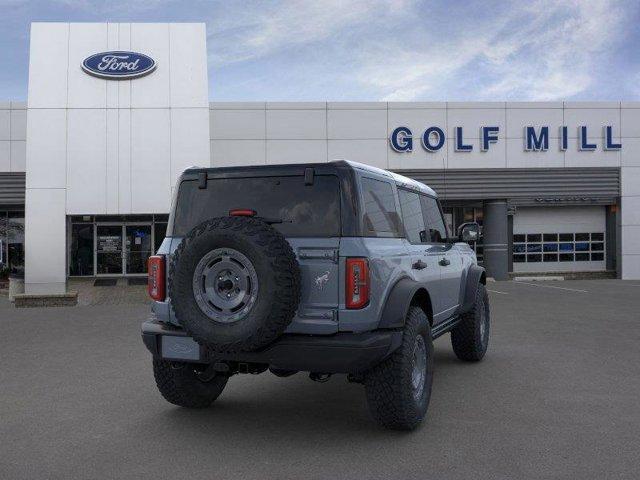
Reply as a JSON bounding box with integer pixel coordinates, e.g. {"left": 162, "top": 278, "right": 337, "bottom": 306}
{"left": 342, "top": 160, "right": 437, "bottom": 197}
{"left": 183, "top": 159, "right": 437, "bottom": 197}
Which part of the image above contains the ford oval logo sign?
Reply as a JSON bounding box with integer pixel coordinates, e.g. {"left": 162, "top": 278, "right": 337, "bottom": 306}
{"left": 82, "top": 51, "right": 156, "bottom": 80}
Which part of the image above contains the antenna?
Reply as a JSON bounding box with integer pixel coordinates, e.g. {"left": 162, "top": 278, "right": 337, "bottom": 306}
{"left": 442, "top": 152, "right": 451, "bottom": 237}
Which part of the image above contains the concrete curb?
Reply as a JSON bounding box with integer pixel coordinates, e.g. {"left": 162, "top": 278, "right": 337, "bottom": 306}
{"left": 14, "top": 291, "right": 78, "bottom": 308}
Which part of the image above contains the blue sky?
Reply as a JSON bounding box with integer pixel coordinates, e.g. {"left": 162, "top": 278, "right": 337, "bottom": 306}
{"left": 1, "top": 0, "right": 639, "bottom": 101}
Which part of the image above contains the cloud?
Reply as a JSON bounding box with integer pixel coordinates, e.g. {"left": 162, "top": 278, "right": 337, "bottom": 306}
{"left": 206, "top": 0, "right": 634, "bottom": 101}
{"left": 0, "top": 0, "right": 636, "bottom": 101}
{"left": 479, "top": 0, "right": 626, "bottom": 100}
{"left": 207, "top": 0, "right": 414, "bottom": 66}
{"left": 358, "top": 0, "right": 628, "bottom": 101}
{"left": 23, "top": 0, "right": 175, "bottom": 12}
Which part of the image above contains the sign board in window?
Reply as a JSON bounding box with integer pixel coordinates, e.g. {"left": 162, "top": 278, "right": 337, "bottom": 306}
{"left": 98, "top": 236, "right": 121, "bottom": 252}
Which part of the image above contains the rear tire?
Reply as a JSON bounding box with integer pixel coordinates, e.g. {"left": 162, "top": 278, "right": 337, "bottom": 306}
{"left": 153, "top": 360, "right": 228, "bottom": 408}
{"left": 451, "top": 283, "right": 490, "bottom": 361}
{"left": 364, "top": 306, "right": 434, "bottom": 430}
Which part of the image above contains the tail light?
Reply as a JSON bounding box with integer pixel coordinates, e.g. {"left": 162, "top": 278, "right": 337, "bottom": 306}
{"left": 229, "top": 209, "right": 256, "bottom": 217}
{"left": 148, "top": 255, "right": 166, "bottom": 301}
{"left": 346, "top": 257, "right": 369, "bottom": 309}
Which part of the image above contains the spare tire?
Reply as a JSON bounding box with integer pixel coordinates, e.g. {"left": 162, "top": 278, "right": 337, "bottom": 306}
{"left": 169, "top": 216, "right": 301, "bottom": 352}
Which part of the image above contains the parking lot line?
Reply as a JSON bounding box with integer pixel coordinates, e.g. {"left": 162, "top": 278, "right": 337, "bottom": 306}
{"left": 487, "top": 289, "right": 509, "bottom": 295}
{"left": 513, "top": 281, "right": 588, "bottom": 293}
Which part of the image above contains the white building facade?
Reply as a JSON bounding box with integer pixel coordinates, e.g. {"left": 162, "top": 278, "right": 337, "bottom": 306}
{"left": 1, "top": 22, "right": 639, "bottom": 294}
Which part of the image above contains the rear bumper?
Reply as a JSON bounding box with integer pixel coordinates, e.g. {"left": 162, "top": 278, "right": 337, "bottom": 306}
{"left": 141, "top": 319, "right": 402, "bottom": 374}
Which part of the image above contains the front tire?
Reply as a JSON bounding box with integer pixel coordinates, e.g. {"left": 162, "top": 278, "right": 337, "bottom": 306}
{"left": 153, "top": 360, "right": 228, "bottom": 408}
{"left": 451, "top": 283, "right": 490, "bottom": 361}
{"left": 364, "top": 306, "right": 434, "bottom": 430}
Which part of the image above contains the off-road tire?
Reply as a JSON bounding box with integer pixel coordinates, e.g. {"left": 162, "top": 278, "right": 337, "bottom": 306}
{"left": 364, "top": 306, "right": 434, "bottom": 430}
{"left": 169, "top": 216, "right": 301, "bottom": 352}
{"left": 451, "top": 283, "right": 490, "bottom": 361}
{"left": 153, "top": 360, "right": 228, "bottom": 408}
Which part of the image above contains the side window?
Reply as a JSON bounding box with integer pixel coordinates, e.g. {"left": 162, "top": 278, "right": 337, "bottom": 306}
{"left": 398, "top": 189, "right": 427, "bottom": 244}
{"left": 420, "top": 195, "right": 447, "bottom": 243}
{"left": 361, "top": 177, "right": 402, "bottom": 236}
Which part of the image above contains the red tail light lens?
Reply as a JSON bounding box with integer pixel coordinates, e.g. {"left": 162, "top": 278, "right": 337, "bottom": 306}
{"left": 346, "top": 257, "right": 369, "bottom": 309}
{"left": 229, "top": 209, "right": 257, "bottom": 217}
{"left": 148, "top": 255, "right": 166, "bottom": 301}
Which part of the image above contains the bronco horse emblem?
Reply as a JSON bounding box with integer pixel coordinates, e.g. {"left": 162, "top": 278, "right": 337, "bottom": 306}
{"left": 315, "top": 271, "right": 330, "bottom": 290}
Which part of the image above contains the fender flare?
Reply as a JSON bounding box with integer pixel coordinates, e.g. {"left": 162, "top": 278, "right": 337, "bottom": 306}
{"left": 378, "top": 277, "right": 430, "bottom": 329}
{"left": 459, "top": 264, "right": 486, "bottom": 314}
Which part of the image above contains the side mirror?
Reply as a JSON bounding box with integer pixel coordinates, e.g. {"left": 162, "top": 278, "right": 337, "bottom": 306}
{"left": 457, "top": 222, "right": 481, "bottom": 243}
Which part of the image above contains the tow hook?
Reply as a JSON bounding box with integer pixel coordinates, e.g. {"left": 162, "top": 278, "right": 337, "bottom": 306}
{"left": 309, "top": 372, "right": 332, "bottom": 383}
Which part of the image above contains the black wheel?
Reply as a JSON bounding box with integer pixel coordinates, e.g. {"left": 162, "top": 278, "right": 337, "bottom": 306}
{"left": 153, "top": 360, "right": 228, "bottom": 408}
{"left": 364, "top": 306, "right": 434, "bottom": 430}
{"left": 169, "top": 216, "right": 301, "bottom": 352}
{"left": 451, "top": 283, "right": 490, "bottom": 361}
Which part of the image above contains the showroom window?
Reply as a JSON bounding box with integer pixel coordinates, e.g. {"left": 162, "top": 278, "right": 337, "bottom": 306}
{"left": 441, "top": 206, "right": 484, "bottom": 264}
{"left": 69, "top": 223, "right": 94, "bottom": 276}
{"left": 68, "top": 214, "right": 170, "bottom": 277}
{"left": 463, "top": 207, "right": 484, "bottom": 263}
{"left": 154, "top": 221, "right": 168, "bottom": 253}
{"left": 513, "top": 232, "right": 605, "bottom": 263}
{"left": 0, "top": 211, "right": 25, "bottom": 276}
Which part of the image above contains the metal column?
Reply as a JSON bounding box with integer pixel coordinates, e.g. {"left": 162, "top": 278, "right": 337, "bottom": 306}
{"left": 483, "top": 200, "right": 509, "bottom": 280}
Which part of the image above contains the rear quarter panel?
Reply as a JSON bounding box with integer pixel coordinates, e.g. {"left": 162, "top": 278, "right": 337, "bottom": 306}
{"left": 338, "top": 237, "right": 413, "bottom": 333}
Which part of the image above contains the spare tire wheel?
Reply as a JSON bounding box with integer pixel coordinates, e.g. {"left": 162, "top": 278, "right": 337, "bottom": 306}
{"left": 169, "top": 216, "right": 301, "bottom": 352}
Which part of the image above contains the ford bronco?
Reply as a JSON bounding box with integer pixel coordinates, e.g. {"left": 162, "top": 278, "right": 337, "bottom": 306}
{"left": 142, "top": 160, "right": 489, "bottom": 430}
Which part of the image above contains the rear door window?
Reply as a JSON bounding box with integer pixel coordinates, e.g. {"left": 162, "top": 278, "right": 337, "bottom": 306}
{"left": 172, "top": 175, "right": 341, "bottom": 237}
{"left": 361, "top": 177, "right": 402, "bottom": 237}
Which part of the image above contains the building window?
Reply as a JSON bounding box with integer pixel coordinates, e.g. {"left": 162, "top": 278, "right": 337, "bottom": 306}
{"left": 441, "top": 205, "right": 484, "bottom": 264}
{"left": 513, "top": 232, "right": 605, "bottom": 264}
{"left": 68, "top": 214, "right": 171, "bottom": 277}
{"left": 464, "top": 207, "right": 484, "bottom": 264}
{"left": 154, "top": 222, "right": 168, "bottom": 253}
{"left": 70, "top": 224, "right": 95, "bottom": 276}
{"left": 0, "top": 212, "right": 6, "bottom": 277}
{"left": 0, "top": 211, "right": 25, "bottom": 276}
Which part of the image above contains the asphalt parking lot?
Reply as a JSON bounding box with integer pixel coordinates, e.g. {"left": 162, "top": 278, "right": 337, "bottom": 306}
{"left": 1, "top": 280, "right": 639, "bottom": 480}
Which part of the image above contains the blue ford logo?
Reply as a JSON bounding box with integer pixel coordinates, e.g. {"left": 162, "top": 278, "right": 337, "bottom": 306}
{"left": 82, "top": 51, "right": 156, "bottom": 80}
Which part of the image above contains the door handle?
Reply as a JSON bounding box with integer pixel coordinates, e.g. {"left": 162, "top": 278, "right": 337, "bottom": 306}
{"left": 412, "top": 260, "right": 428, "bottom": 270}
{"left": 439, "top": 257, "right": 451, "bottom": 267}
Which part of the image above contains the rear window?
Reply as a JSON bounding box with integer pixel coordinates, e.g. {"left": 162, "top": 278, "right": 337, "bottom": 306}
{"left": 361, "top": 177, "right": 402, "bottom": 236}
{"left": 171, "top": 175, "right": 341, "bottom": 237}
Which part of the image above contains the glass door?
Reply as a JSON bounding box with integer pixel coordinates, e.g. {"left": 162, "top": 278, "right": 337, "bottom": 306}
{"left": 96, "top": 225, "right": 123, "bottom": 275}
{"left": 125, "top": 225, "right": 152, "bottom": 275}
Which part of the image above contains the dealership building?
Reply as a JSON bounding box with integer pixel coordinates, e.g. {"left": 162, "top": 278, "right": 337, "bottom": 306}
{"left": 1, "top": 22, "right": 640, "bottom": 295}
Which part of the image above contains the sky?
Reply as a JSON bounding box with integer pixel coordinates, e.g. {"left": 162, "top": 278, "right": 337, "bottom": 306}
{"left": 1, "top": 0, "right": 639, "bottom": 102}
